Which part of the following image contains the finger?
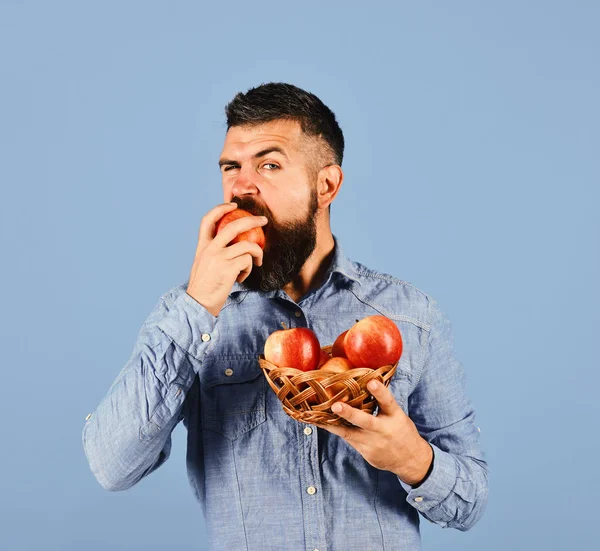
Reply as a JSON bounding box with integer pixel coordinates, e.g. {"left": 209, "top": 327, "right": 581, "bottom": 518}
{"left": 329, "top": 401, "right": 378, "bottom": 431}
{"left": 223, "top": 240, "right": 264, "bottom": 266}
{"left": 235, "top": 253, "right": 253, "bottom": 283}
{"left": 197, "top": 202, "right": 238, "bottom": 251}
{"left": 314, "top": 421, "right": 361, "bottom": 444}
{"left": 366, "top": 379, "right": 402, "bottom": 417}
{"left": 212, "top": 214, "right": 268, "bottom": 249}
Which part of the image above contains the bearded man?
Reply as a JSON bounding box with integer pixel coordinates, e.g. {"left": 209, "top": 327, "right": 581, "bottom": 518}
{"left": 83, "top": 82, "right": 488, "bottom": 551}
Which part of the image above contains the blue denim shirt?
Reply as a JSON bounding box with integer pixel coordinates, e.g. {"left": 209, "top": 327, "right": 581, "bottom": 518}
{"left": 82, "top": 234, "right": 488, "bottom": 551}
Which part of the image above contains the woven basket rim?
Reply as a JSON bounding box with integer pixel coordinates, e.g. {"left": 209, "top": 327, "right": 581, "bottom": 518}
{"left": 258, "top": 353, "right": 397, "bottom": 372}
{"left": 258, "top": 350, "right": 399, "bottom": 426}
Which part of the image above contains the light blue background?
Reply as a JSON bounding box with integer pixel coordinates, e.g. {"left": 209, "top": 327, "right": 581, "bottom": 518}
{"left": 1, "top": 1, "right": 598, "bottom": 550}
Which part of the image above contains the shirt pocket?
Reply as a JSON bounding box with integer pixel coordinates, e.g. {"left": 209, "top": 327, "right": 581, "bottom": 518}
{"left": 200, "top": 357, "right": 267, "bottom": 441}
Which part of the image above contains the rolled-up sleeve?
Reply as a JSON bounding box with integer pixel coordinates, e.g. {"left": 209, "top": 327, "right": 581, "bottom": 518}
{"left": 82, "top": 288, "right": 217, "bottom": 491}
{"left": 398, "top": 299, "right": 489, "bottom": 531}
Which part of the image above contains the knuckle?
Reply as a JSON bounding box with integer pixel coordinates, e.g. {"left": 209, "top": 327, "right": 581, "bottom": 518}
{"left": 382, "top": 425, "right": 393, "bottom": 440}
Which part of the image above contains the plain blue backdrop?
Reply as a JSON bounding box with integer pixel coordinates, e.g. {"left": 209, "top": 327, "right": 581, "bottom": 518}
{"left": 1, "top": 1, "right": 598, "bottom": 550}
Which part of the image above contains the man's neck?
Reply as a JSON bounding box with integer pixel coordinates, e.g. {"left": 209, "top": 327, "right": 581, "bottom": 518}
{"left": 282, "top": 231, "right": 335, "bottom": 303}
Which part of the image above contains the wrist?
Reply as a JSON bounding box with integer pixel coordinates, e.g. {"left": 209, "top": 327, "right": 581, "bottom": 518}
{"left": 410, "top": 441, "right": 434, "bottom": 488}
{"left": 186, "top": 290, "right": 221, "bottom": 317}
{"left": 397, "top": 438, "right": 434, "bottom": 487}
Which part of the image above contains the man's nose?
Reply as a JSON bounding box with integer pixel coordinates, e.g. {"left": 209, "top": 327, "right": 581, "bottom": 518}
{"left": 230, "top": 166, "right": 259, "bottom": 197}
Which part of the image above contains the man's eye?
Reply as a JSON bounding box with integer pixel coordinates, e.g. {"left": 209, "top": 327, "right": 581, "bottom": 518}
{"left": 223, "top": 166, "right": 238, "bottom": 172}
{"left": 263, "top": 163, "right": 280, "bottom": 170}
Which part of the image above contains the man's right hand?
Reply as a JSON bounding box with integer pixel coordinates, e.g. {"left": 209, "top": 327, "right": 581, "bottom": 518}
{"left": 186, "top": 202, "right": 268, "bottom": 317}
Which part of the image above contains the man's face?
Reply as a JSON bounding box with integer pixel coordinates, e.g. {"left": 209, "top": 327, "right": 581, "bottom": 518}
{"left": 218, "top": 119, "right": 320, "bottom": 292}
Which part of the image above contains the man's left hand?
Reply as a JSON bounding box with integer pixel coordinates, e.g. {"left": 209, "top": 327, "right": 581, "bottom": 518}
{"left": 314, "top": 379, "right": 434, "bottom": 486}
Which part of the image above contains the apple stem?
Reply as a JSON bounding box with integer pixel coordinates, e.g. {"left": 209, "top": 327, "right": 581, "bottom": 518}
{"left": 281, "top": 321, "right": 288, "bottom": 330}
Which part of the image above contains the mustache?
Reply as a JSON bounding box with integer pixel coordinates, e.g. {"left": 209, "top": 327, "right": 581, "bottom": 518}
{"left": 231, "top": 196, "right": 273, "bottom": 222}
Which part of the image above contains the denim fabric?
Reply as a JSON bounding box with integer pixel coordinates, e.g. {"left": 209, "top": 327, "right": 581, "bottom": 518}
{"left": 82, "top": 234, "right": 488, "bottom": 551}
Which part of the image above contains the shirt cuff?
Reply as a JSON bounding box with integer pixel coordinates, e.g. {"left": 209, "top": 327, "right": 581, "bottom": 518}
{"left": 397, "top": 442, "right": 458, "bottom": 513}
{"left": 155, "top": 291, "right": 218, "bottom": 360}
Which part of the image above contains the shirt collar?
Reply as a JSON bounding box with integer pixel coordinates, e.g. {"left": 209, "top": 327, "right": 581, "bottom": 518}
{"left": 229, "top": 233, "right": 361, "bottom": 297}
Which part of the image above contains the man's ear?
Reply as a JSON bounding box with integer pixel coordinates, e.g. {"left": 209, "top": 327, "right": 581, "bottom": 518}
{"left": 316, "top": 165, "right": 344, "bottom": 210}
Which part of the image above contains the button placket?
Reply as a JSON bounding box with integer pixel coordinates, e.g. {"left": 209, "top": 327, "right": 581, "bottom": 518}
{"left": 299, "top": 431, "right": 320, "bottom": 547}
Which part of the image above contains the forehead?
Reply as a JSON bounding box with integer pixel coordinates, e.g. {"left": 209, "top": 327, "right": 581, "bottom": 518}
{"left": 220, "top": 119, "right": 305, "bottom": 158}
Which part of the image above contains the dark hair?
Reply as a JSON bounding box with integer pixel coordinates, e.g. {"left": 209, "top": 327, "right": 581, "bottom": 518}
{"left": 225, "top": 82, "right": 345, "bottom": 169}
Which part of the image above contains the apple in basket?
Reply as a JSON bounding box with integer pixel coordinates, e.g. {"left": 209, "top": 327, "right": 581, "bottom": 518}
{"left": 215, "top": 207, "right": 266, "bottom": 249}
{"left": 306, "top": 376, "right": 349, "bottom": 406}
{"left": 317, "top": 349, "right": 330, "bottom": 368}
{"left": 264, "top": 326, "right": 321, "bottom": 372}
{"left": 331, "top": 330, "right": 349, "bottom": 358}
{"left": 338, "top": 315, "right": 403, "bottom": 369}
{"left": 320, "top": 357, "right": 354, "bottom": 373}
{"left": 304, "top": 357, "right": 354, "bottom": 406}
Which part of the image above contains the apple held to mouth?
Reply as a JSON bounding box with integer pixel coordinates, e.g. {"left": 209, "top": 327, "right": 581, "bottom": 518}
{"left": 264, "top": 326, "right": 321, "bottom": 372}
{"left": 215, "top": 208, "right": 266, "bottom": 249}
{"left": 343, "top": 315, "right": 403, "bottom": 369}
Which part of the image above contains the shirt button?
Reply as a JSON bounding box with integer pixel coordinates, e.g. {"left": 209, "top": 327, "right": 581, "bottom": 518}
{"left": 414, "top": 496, "right": 424, "bottom": 502}
{"left": 224, "top": 368, "right": 234, "bottom": 376}
{"left": 304, "top": 427, "right": 313, "bottom": 435}
{"left": 307, "top": 486, "right": 317, "bottom": 495}
{"left": 201, "top": 333, "right": 211, "bottom": 342}
{"left": 294, "top": 310, "right": 302, "bottom": 318}
{"left": 85, "top": 413, "right": 92, "bottom": 421}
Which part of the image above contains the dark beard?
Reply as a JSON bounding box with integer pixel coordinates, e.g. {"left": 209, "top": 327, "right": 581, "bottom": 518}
{"left": 230, "top": 191, "right": 319, "bottom": 292}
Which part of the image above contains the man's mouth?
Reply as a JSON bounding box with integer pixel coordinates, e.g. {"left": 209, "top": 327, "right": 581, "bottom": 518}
{"left": 232, "top": 197, "right": 267, "bottom": 218}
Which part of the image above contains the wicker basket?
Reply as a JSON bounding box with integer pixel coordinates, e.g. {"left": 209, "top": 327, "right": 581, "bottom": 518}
{"left": 258, "top": 345, "right": 398, "bottom": 427}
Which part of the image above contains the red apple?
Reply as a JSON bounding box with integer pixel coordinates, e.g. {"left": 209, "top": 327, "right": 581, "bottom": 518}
{"left": 215, "top": 208, "right": 266, "bottom": 249}
{"left": 317, "top": 349, "right": 330, "bottom": 368}
{"left": 331, "top": 329, "right": 349, "bottom": 358}
{"left": 305, "top": 373, "right": 349, "bottom": 405}
{"left": 319, "top": 357, "right": 354, "bottom": 373}
{"left": 264, "top": 327, "right": 320, "bottom": 372}
{"left": 344, "top": 315, "right": 403, "bottom": 369}
{"left": 305, "top": 358, "right": 354, "bottom": 405}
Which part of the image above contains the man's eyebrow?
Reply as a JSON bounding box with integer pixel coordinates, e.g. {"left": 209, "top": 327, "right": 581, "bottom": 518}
{"left": 218, "top": 146, "right": 289, "bottom": 168}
